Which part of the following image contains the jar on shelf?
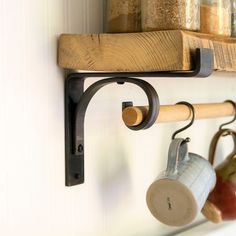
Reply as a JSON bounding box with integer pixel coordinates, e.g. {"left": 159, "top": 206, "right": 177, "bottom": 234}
{"left": 232, "top": 0, "right": 236, "bottom": 37}
{"left": 141, "top": 0, "right": 200, "bottom": 32}
{"left": 200, "top": 0, "right": 231, "bottom": 36}
{"left": 104, "top": 0, "right": 141, "bottom": 33}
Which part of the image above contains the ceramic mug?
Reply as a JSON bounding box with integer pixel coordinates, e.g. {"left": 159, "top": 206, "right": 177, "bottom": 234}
{"left": 146, "top": 138, "right": 216, "bottom": 226}
{"left": 202, "top": 129, "right": 236, "bottom": 223}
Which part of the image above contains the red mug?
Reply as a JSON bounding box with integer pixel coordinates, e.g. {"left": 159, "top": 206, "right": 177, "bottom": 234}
{"left": 202, "top": 128, "right": 236, "bottom": 223}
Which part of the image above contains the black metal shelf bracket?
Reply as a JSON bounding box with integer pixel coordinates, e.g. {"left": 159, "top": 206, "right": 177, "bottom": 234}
{"left": 65, "top": 48, "right": 213, "bottom": 186}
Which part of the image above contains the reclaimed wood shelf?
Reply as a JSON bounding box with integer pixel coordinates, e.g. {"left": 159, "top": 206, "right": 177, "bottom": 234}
{"left": 58, "top": 30, "right": 236, "bottom": 72}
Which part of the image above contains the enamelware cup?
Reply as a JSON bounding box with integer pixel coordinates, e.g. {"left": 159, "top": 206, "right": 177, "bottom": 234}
{"left": 146, "top": 138, "right": 216, "bottom": 226}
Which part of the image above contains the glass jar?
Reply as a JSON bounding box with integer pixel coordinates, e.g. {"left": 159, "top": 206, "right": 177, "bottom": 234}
{"left": 232, "top": 0, "right": 236, "bottom": 37}
{"left": 141, "top": 0, "right": 200, "bottom": 32}
{"left": 104, "top": 0, "right": 141, "bottom": 33}
{"left": 200, "top": 0, "right": 231, "bottom": 36}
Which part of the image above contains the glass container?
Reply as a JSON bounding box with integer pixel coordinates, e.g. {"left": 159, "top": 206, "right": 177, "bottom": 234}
{"left": 141, "top": 0, "right": 200, "bottom": 32}
{"left": 104, "top": 0, "right": 141, "bottom": 33}
{"left": 232, "top": 0, "right": 236, "bottom": 37}
{"left": 200, "top": 0, "right": 231, "bottom": 36}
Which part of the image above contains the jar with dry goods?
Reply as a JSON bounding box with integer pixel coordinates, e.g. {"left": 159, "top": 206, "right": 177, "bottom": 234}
{"left": 104, "top": 0, "right": 141, "bottom": 33}
{"left": 232, "top": 0, "right": 236, "bottom": 37}
{"left": 141, "top": 0, "right": 200, "bottom": 32}
{"left": 200, "top": 0, "right": 231, "bottom": 36}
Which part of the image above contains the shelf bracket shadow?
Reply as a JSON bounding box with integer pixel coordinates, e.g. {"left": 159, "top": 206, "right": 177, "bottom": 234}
{"left": 64, "top": 48, "right": 213, "bottom": 186}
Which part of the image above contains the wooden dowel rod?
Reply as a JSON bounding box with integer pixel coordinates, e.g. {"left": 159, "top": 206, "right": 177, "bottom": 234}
{"left": 122, "top": 103, "right": 235, "bottom": 126}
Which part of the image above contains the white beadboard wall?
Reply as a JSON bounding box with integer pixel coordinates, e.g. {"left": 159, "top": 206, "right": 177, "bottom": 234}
{"left": 1, "top": 0, "right": 236, "bottom": 235}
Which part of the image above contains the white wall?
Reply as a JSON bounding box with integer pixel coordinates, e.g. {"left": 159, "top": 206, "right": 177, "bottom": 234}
{"left": 1, "top": 0, "right": 236, "bottom": 236}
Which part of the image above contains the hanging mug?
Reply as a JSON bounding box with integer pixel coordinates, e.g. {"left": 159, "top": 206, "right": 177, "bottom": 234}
{"left": 146, "top": 138, "right": 216, "bottom": 226}
{"left": 202, "top": 129, "right": 236, "bottom": 223}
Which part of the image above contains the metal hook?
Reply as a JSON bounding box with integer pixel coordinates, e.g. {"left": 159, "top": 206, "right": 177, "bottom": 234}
{"left": 219, "top": 100, "right": 236, "bottom": 130}
{"left": 172, "top": 101, "right": 195, "bottom": 140}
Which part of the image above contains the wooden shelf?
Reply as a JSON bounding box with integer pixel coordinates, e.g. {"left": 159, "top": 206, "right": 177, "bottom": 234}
{"left": 58, "top": 30, "right": 236, "bottom": 72}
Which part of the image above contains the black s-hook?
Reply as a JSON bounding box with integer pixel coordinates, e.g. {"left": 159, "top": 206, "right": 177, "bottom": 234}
{"left": 219, "top": 100, "right": 236, "bottom": 130}
{"left": 172, "top": 101, "right": 195, "bottom": 140}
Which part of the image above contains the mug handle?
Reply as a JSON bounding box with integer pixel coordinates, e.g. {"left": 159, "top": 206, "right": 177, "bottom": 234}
{"left": 166, "top": 138, "right": 189, "bottom": 174}
{"left": 209, "top": 128, "right": 236, "bottom": 166}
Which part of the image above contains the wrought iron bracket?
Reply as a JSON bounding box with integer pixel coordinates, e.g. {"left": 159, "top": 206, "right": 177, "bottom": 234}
{"left": 65, "top": 48, "right": 213, "bottom": 186}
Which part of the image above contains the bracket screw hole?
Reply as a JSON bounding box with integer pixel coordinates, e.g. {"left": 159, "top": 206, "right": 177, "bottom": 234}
{"left": 74, "top": 173, "right": 81, "bottom": 179}
{"left": 78, "top": 144, "right": 84, "bottom": 153}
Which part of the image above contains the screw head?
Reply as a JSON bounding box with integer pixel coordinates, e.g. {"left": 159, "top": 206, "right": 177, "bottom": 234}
{"left": 74, "top": 173, "right": 81, "bottom": 179}
{"left": 78, "top": 144, "right": 84, "bottom": 153}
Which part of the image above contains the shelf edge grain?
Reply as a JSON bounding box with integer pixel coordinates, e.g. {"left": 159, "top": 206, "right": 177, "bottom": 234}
{"left": 58, "top": 30, "right": 236, "bottom": 72}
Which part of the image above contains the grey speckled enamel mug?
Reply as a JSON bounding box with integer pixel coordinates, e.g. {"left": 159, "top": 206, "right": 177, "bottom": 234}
{"left": 146, "top": 138, "right": 216, "bottom": 227}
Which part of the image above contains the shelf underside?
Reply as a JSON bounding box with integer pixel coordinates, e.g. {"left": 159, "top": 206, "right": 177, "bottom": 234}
{"left": 58, "top": 30, "right": 236, "bottom": 72}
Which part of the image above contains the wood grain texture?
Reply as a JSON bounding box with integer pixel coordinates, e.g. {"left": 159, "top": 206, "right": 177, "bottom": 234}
{"left": 202, "top": 201, "right": 222, "bottom": 223}
{"left": 58, "top": 30, "right": 236, "bottom": 72}
{"left": 122, "top": 103, "right": 235, "bottom": 126}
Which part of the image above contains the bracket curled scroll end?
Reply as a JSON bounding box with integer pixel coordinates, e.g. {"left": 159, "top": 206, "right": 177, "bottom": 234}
{"left": 118, "top": 78, "right": 160, "bottom": 131}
